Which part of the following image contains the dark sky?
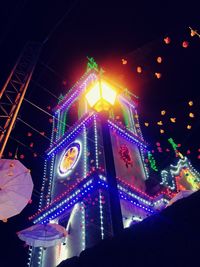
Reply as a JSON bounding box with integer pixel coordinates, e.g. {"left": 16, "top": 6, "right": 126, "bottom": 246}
{"left": 0, "top": 1, "right": 200, "bottom": 266}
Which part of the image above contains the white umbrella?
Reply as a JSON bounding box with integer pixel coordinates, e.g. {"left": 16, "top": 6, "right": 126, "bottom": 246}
{"left": 167, "top": 190, "right": 195, "bottom": 206}
{"left": 0, "top": 159, "right": 33, "bottom": 221}
{"left": 17, "top": 223, "right": 68, "bottom": 248}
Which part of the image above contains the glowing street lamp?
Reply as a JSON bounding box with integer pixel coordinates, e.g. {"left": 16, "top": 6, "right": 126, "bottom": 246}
{"left": 85, "top": 80, "right": 117, "bottom": 112}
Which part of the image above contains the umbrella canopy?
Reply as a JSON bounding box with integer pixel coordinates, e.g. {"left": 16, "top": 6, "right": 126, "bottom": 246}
{"left": 0, "top": 159, "right": 33, "bottom": 221}
{"left": 167, "top": 190, "right": 195, "bottom": 206}
{"left": 17, "top": 223, "right": 68, "bottom": 248}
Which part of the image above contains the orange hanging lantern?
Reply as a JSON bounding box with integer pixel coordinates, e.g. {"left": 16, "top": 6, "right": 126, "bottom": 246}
{"left": 160, "top": 129, "right": 164, "bottom": 134}
{"left": 157, "top": 56, "right": 162, "bottom": 63}
{"left": 144, "top": 122, "right": 149, "bottom": 127}
{"left": 122, "top": 59, "right": 127, "bottom": 65}
{"left": 188, "top": 101, "right": 193, "bottom": 106}
{"left": 155, "top": 72, "right": 162, "bottom": 79}
{"left": 182, "top": 41, "right": 189, "bottom": 48}
{"left": 164, "top": 36, "right": 171, "bottom": 44}
{"left": 170, "top": 118, "right": 176, "bottom": 123}
{"left": 157, "top": 121, "right": 163, "bottom": 125}
{"left": 161, "top": 110, "right": 166, "bottom": 115}
{"left": 187, "top": 125, "right": 192, "bottom": 129}
{"left": 189, "top": 112, "right": 194, "bottom": 118}
{"left": 136, "top": 66, "right": 142, "bottom": 73}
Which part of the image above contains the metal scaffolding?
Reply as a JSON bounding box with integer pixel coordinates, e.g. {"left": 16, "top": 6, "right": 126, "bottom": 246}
{"left": 0, "top": 42, "right": 41, "bottom": 158}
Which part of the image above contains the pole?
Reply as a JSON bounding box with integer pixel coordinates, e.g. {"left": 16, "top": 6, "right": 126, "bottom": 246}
{"left": 101, "top": 112, "right": 124, "bottom": 235}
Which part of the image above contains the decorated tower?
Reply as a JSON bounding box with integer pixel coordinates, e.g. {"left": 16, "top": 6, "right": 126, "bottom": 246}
{"left": 28, "top": 60, "right": 173, "bottom": 267}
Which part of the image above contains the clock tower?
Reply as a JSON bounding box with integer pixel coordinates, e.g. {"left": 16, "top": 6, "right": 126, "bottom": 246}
{"left": 28, "top": 61, "right": 170, "bottom": 267}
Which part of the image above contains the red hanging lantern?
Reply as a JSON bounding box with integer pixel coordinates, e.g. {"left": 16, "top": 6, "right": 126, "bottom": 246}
{"left": 182, "top": 41, "right": 189, "bottom": 48}
{"left": 164, "top": 36, "right": 171, "bottom": 44}
{"left": 29, "top": 142, "right": 34, "bottom": 148}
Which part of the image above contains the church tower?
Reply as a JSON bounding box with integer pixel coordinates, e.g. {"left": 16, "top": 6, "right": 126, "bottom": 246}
{"left": 28, "top": 60, "right": 170, "bottom": 267}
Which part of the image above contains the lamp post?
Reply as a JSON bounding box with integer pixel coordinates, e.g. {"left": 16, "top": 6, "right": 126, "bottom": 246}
{"left": 85, "top": 78, "right": 123, "bottom": 235}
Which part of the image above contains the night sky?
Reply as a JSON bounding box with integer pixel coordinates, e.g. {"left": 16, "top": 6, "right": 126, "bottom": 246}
{"left": 0, "top": 1, "right": 200, "bottom": 266}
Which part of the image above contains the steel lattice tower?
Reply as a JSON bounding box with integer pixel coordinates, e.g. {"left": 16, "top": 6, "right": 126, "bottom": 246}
{"left": 0, "top": 42, "right": 41, "bottom": 158}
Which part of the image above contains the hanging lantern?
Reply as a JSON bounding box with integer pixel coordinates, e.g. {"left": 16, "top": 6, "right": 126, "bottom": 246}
{"left": 40, "top": 132, "right": 45, "bottom": 135}
{"left": 47, "top": 106, "right": 51, "bottom": 110}
{"left": 187, "top": 150, "right": 191, "bottom": 154}
{"left": 155, "top": 72, "right": 162, "bottom": 79}
{"left": 157, "top": 121, "right": 163, "bottom": 125}
{"left": 33, "top": 153, "right": 37, "bottom": 158}
{"left": 161, "top": 110, "right": 166, "bottom": 115}
{"left": 170, "top": 118, "right": 176, "bottom": 123}
{"left": 29, "top": 142, "right": 34, "bottom": 148}
{"left": 189, "top": 112, "right": 194, "bottom": 118}
{"left": 156, "top": 142, "right": 161, "bottom": 146}
{"left": 49, "top": 118, "right": 53, "bottom": 123}
{"left": 136, "top": 66, "right": 142, "bottom": 73}
{"left": 166, "top": 148, "right": 170, "bottom": 152}
{"left": 157, "top": 56, "right": 162, "bottom": 63}
{"left": 144, "top": 122, "right": 149, "bottom": 127}
{"left": 188, "top": 101, "right": 193, "bottom": 106}
{"left": 27, "top": 132, "right": 32, "bottom": 137}
{"left": 187, "top": 125, "right": 192, "bottom": 129}
{"left": 182, "top": 41, "right": 189, "bottom": 48}
{"left": 20, "top": 154, "right": 25, "bottom": 159}
{"left": 122, "top": 59, "right": 127, "bottom": 65}
{"left": 164, "top": 36, "right": 171, "bottom": 44}
{"left": 198, "top": 155, "right": 200, "bottom": 159}
{"left": 160, "top": 129, "right": 165, "bottom": 134}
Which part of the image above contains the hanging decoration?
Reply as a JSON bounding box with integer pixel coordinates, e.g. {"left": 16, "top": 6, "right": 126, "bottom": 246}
{"left": 156, "top": 56, "right": 162, "bottom": 63}
{"left": 188, "top": 101, "right": 193, "bottom": 106}
{"left": 164, "top": 36, "right": 171, "bottom": 44}
{"left": 170, "top": 118, "right": 176, "bottom": 123}
{"left": 147, "top": 152, "right": 158, "bottom": 171}
{"left": 122, "top": 59, "right": 127, "bottom": 65}
{"left": 155, "top": 72, "right": 162, "bottom": 79}
{"left": 182, "top": 41, "right": 189, "bottom": 48}
{"left": 136, "top": 66, "right": 142, "bottom": 73}
{"left": 161, "top": 110, "right": 166, "bottom": 115}
{"left": 189, "top": 26, "right": 199, "bottom": 37}
{"left": 189, "top": 113, "right": 194, "bottom": 118}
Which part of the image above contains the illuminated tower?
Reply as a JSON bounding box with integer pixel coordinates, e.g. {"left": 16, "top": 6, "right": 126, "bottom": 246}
{"left": 29, "top": 61, "right": 170, "bottom": 267}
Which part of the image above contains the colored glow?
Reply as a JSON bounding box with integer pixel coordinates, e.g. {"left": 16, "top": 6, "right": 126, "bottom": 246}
{"left": 58, "top": 141, "right": 82, "bottom": 177}
{"left": 148, "top": 152, "right": 158, "bottom": 172}
{"left": 85, "top": 80, "right": 117, "bottom": 112}
{"left": 85, "top": 83, "right": 101, "bottom": 107}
